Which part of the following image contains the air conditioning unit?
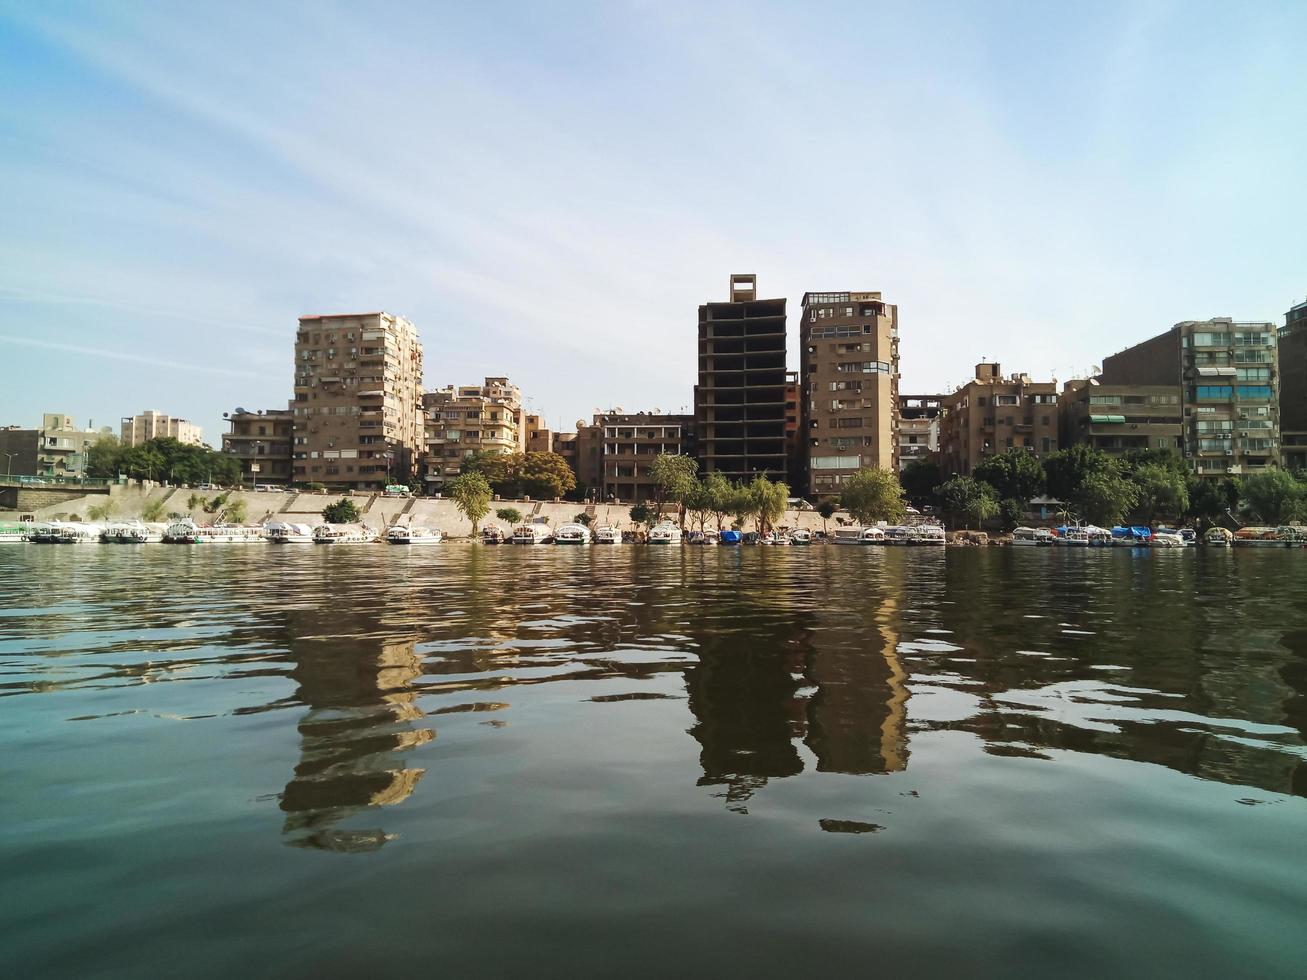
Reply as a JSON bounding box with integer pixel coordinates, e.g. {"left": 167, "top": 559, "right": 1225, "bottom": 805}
{"left": 1184, "top": 452, "right": 1193, "bottom": 458}
{"left": 1224, "top": 450, "right": 1233, "bottom": 456}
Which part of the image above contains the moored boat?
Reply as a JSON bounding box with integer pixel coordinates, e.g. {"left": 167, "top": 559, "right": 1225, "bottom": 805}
{"left": 102, "top": 521, "right": 167, "bottom": 543}
{"left": 1203, "top": 527, "right": 1233, "bottom": 548}
{"left": 164, "top": 520, "right": 266, "bottom": 543}
{"left": 481, "top": 524, "right": 506, "bottom": 545}
{"left": 0, "top": 522, "right": 31, "bottom": 543}
{"left": 883, "top": 525, "right": 913, "bottom": 546}
{"left": 1151, "top": 531, "right": 1186, "bottom": 548}
{"left": 265, "top": 520, "right": 315, "bottom": 544}
{"left": 512, "top": 521, "right": 554, "bottom": 545}
{"left": 648, "top": 521, "right": 683, "bottom": 545}
{"left": 1054, "top": 527, "right": 1090, "bottom": 547}
{"left": 553, "top": 523, "right": 591, "bottom": 545}
{"left": 1011, "top": 526, "right": 1052, "bottom": 547}
{"left": 1085, "top": 525, "right": 1113, "bottom": 547}
{"left": 386, "top": 525, "right": 443, "bottom": 545}
{"left": 833, "top": 526, "right": 885, "bottom": 545}
{"left": 911, "top": 523, "right": 946, "bottom": 546}
{"left": 790, "top": 528, "right": 813, "bottom": 545}
{"left": 53, "top": 522, "right": 105, "bottom": 543}
{"left": 719, "top": 529, "right": 742, "bottom": 545}
{"left": 313, "top": 523, "right": 378, "bottom": 544}
{"left": 592, "top": 524, "right": 622, "bottom": 545}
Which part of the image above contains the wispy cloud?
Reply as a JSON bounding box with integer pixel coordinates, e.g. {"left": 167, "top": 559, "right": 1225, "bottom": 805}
{"left": 0, "top": 335, "right": 268, "bottom": 379}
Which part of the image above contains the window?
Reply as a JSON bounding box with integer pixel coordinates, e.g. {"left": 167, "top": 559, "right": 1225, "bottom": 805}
{"left": 1237, "top": 385, "right": 1272, "bottom": 399}
{"left": 812, "top": 455, "right": 861, "bottom": 470}
{"left": 1236, "top": 367, "right": 1270, "bottom": 381}
{"left": 1089, "top": 395, "right": 1121, "bottom": 405}
{"left": 1042, "top": 437, "right": 1052, "bottom": 453}
{"left": 1195, "top": 385, "right": 1232, "bottom": 400}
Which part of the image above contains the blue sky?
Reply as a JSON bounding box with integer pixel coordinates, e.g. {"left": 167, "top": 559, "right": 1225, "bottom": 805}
{"left": 2, "top": 1, "right": 1304, "bottom": 443}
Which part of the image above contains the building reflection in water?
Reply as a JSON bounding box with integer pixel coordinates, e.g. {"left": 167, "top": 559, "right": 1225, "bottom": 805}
{"left": 279, "top": 627, "right": 432, "bottom": 853}
{"left": 683, "top": 551, "right": 910, "bottom": 812}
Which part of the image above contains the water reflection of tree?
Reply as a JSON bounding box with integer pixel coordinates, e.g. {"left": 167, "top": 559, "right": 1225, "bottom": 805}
{"left": 280, "top": 603, "right": 432, "bottom": 852}
{"left": 682, "top": 549, "right": 911, "bottom": 812}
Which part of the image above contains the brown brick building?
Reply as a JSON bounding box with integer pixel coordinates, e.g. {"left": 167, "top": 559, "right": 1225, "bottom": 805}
{"left": 1057, "top": 380, "right": 1182, "bottom": 456}
{"left": 596, "top": 411, "right": 695, "bottom": 502}
{"left": 1280, "top": 298, "right": 1307, "bottom": 472}
{"left": 293, "top": 312, "right": 424, "bottom": 490}
{"left": 421, "top": 377, "right": 523, "bottom": 491}
{"left": 799, "top": 290, "right": 900, "bottom": 496}
{"left": 939, "top": 364, "right": 1059, "bottom": 476}
{"left": 223, "top": 408, "right": 294, "bottom": 486}
{"left": 695, "top": 275, "right": 788, "bottom": 484}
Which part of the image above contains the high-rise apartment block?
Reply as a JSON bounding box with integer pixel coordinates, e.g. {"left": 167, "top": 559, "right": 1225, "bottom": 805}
{"left": 898, "top": 395, "right": 943, "bottom": 470}
{"left": 799, "top": 291, "right": 900, "bottom": 496}
{"left": 939, "top": 364, "right": 1059, "bottom": 476}
{"left": 120, "top": 410, "right": 204, "bottom": 447}
{"left": 1101, "top": 317, "right": 1280, "bottom": 477}
{"left": 695, "top": 275, "right": 788, "bottom": 484}
{"left": 1279, "top": 298, "right": 1307, "bottom": 472}
{"left": 293, "top": 312, "right": 424, "bottom": 490}
{"left": 421, "top": 377, "right": 524, "bottom": 491}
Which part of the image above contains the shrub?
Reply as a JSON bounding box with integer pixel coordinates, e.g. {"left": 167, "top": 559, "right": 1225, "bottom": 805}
{"left": 496, "top": 507, "right": 523, "bottom": 525}
{"left": 322, "top": 499, "right": 361, "bottom": 524}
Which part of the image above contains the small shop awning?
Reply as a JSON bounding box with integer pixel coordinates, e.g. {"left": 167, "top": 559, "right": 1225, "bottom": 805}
{"left": 1089, "top": 414, "right": 1126, "bottom": 423}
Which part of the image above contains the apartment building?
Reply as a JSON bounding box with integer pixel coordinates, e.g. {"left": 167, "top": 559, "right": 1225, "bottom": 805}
{"left": 222, "top": 408, "right": 294, "bottom": 486}
{"left": 695, "top": 275, "right": 788, "bottom": 483}
{"left": 939, "top": 364, "right": 1059, "bottom": 476}
{"left": 1101, "top": 317, "right": 1280, "bottom": 477}
{"left": 898, "top": 395, "right": 943, "bottom": 470}
{"left": 120, "top": 410, "right": 204, "bottom": 447}
{"left": 1058, "top": 380, "right": 1182, "bottom": 456}
{"left": 1280, "top": 297, "right": 1307, "bottom": 472}
{"left": 524, "top": 414, "right": 553, "bottom": 454}
{"left": 0, "top": 413, "right": 107, "bottom": 480}
{"left": 293, "top": 312, "right": 424, "bottom": 490}
{"left": 421, "top": 377, "right": 524, "bottom": 491}
{"left": 597, "top": 411, "right": 695, "bottom": 502}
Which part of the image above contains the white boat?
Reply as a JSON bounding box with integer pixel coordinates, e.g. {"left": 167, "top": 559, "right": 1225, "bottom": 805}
{"left": 511, "top": 521, "right": 554, "bottom": 545}
{"left": 592, "top": 525, "right": 623, "bottom": 545}
{"left": 553, "top": 523, "right": 592, "bottom": 545}
{"left": 648, "top": 521, "right": 683, "bottom": 545}
{"left": 1151, "top": 531, "right": 1185, "bottom": 548}
{"left": 790, "top": 528, "right": 813, "bottom": 545}
{"left": 28, "top": 522, "right": 60, "bottom": 543}
{"left": 102, "top": 521, "right": 166, "bottom": 543}
{"left": 1055, "top": 528, "right": 1090, "bottom": 547}
{"left": 313, "top": 523, "right": 379, "bottom": 544}
{"left": 1011, "top": 527, "right": 1053, "bottom": 547}
{"left": 482, "top": 524, "right": 506, "bottom": 545}
{"left": 163, "top": 519, "right": 266, "bottom": 543}
{"left": 1084, "top": 525, "right": 1113, "bottom": 547}
{"left": 883, "top": 525, "right": 914, "bottom": 546}
{"left": 54, "top": 522, "right": 105, "bottom": 543}
{"left": 0, "top": 523, "right": 31, "bottom": 543}
{"left": 386, "top": 525, "right": 443, "bottom": 545}
{"left": 911, "top": 524, "right": 947, "bottom": 545}
{"left": 1204, "top": 527, "right": 1233, "bottom": 548}
{"left": 758, "top": 531, "right": 787, "bottom": 545}
{"left": 265, "top": 521, "right": 315, "bottom": 544}
{"left": 833, "top": 526, "right": 885, "bottom": 545}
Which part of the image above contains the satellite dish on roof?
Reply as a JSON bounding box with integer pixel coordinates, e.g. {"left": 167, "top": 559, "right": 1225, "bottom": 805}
{"left": 235, "top": 407, "right": 249, "bottom": 415}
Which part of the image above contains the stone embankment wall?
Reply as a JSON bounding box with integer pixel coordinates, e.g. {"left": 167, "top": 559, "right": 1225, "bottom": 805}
{"left": 16, "top": 484, "right": 852, "bottom": 538}
{"left": 0, "top": 486, "right": 110, "bottom": 513}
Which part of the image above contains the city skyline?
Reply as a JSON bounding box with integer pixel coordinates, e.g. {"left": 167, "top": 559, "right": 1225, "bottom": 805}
{"left": 2, "top": 2, "right": 1305, "bottom": 440}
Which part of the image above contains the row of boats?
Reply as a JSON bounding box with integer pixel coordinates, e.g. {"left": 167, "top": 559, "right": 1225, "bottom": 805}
{"left": 481, "top": 520, "right": 949, "bottom": 546}
{"left": 2, "top": 519, "right": 445, "bottom": 545}
{"left": 1011, "top": 524, "right": 1307, "bottom": 548}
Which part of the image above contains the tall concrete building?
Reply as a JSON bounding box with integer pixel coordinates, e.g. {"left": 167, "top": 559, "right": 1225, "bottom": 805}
{"left": 293, "top": 312, "right": 424, "bottom": 490}
{"left": 222, "top": 408, "right": 294, "bottom": 486}
{"left": 1280, "top": 297, "right": 1307, "bottom": 472}
{"left": 695, "top": 275, "right": 788, "bottom": 484}
{"left": 421, "top": 377, "right": 523, "bottom": 492}
{"left": 120, "top": 410, "right": 204, "bottom": 447}
{"left": 798, "top": 290, "right": 900, "bottom": 497}
{"left": 898, "top": 395, "right": 943, "bottom": 470}
{"left": 597, "top": 411, "right": 695, "bottom": 502}
{"left": 1058, "top": 380, "right": 1182, "bottom": 456}
{"left": 939, "top": 364, "right": 1059, "bottom": 476}
{"left": 1101, "top": 317, "right": 1280, "bottom": 477}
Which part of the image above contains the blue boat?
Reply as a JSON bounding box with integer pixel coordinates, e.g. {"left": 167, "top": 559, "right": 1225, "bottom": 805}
{"left": 719, "top": 529, "right": 742, "bottom": 545}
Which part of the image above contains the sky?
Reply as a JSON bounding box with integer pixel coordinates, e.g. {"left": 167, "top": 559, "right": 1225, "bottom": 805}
{"left": 1, "top": 0, "right": 1304, "bottom": 444}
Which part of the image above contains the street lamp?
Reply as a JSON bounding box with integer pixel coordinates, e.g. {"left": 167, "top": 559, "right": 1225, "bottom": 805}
{"left": 2, "top": 452, "right": 15, "bottom": 479}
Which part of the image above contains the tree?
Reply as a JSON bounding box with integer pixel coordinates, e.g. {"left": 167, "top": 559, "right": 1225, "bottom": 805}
{"left": 974, "top": 449, "right": 1045, "bottom": 504}
{"left": 574, "top": 512, "right": 594, "bottom": 527}
{"left": 322, "top": 499, "right": 361, "bottom": 524}
{"left": 1043, "top": 444, "right": 1115, "bottom": 502}
{"left": 519, "top": 452, "right": 576, "bottom": 499}
{"left": 141, "top": 498, "right": 167, "bottom": 523}
{"left": 629, "top": 503, "right": 653, "bottom": 527}
{"left": 86, "top": 499, "right": 116, "bottom": 521}
{"left": 684, "top": 479, "right": 715, "bottom": 532}
{"left": 86, "top": 435, "right": 123, "bottom": 479}
{"left": 461, "top": 450, "right": 520, "bottom": 495}
{"left": 448, "top": 472, "right": 492, "bottom": 534}
{"left": 840, "top": 468, "right": 907, "bottom": 526}
{"left": 187, "top": 493, "right": 204, "bottom": 512}
{"left": 728, "top": 483, "right": 756, "bottom": 530}
{"left": 900, "top": 459, "right": 943, "bottom": 508}
{"left": 702, "top": 472, "right": 734, "bottom": 531}
{"left": 749, "top": 475, "right": 789, "bottom": 534}
{"left": 816, "top": 499, "right": 838, "bottom": 534}
{"left": 1133, "top": 463, "right": 1189, "bottom": 523}
{"left": 1187, "top": 476, "right": 1238, "bottom": 527}
{"left": 648, "top": 453, "right": 699, "bottom": 526}
{"left": 496, "top": 507, "right": 523, "bottom": 525}
{"left": 1073, "top": 470, "right": 1140, "bottom": 527}
{"left": 1239, "top": 470, "right": 1304, "bottom": 525}
{"left": 220, "top": 497, "right": 248, "bottom": 525}
{"left": 937, "top": 476, "right": 998, "bottom": 530}
{"left": 998, "top": 497, "right": 1026, "bottom": 531}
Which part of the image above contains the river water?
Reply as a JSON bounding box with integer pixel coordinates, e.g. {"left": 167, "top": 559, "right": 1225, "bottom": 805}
{"left": 1, "top": 544, "right": 1305, "bottom": 977}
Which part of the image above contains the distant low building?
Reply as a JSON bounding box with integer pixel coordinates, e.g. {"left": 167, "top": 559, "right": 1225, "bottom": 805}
{"left": 1058, "top": 380, "right": 1183, "bottom": 457}
{"left": 898, "top": 394, "right": 943, "bottom": 470}
{"left": 121, "top": 410, "right": 204, "bottom": 447}
{"left": 222, "top": 408, "right": 294, "bottom": 486}
{"left": 0, "top": 413, "right": 107, "bottom": 480}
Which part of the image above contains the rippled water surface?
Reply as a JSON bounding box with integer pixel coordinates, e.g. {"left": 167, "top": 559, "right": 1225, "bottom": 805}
{"left": 2, "top": 544, "right": 1306, "bottom": 977}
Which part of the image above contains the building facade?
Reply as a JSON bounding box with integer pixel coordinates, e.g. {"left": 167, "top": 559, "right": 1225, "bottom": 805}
{"left": 222, "top": 408, "right": 294, "bottom": 486}
{"left": 597, "top": 412, "right": 695, "bottom": 502}
{"left": 1101, "top": 317, "right": 1280, "bottom": 477}
{"left": 524, "top": 414, "right": 553, "bottom": 454}
{"left": 120, "top": 410, "right": 204, "bottom": 447}
{"left": 695, "top": 275, "right": 788, "bottom": 484}
{"left": 293, "top": 312, "right": 425, "bottom": 490}
{"left": 799, "top": 290, "right": 900, "bottom": 496}
{"left": 898, "top": 395, "right": 943, "bottom": 470}
{"left": 1057, "top": 380, "right": 1182, "bottom": 456}
{"left": 421, "top": 377, "right": 523, "bottom": 491}
{"left": 939, "top": 364, "right": 1059, "bottom": 476}
{"left": 0, "top": 414, "right": 106, "bottom": 480}
{"left": 1280, "top": 297, "right": 1307, "bottom": 472}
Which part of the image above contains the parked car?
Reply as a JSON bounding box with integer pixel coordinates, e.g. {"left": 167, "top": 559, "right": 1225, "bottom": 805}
{"left": 383, "top": 485, "right": 412, "bottom": 497}
{"left": 254, "top": 484, "right": 285, "bottom": 493}
{"left": 197, "top": 483, "right": 219, "bottom": 490}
